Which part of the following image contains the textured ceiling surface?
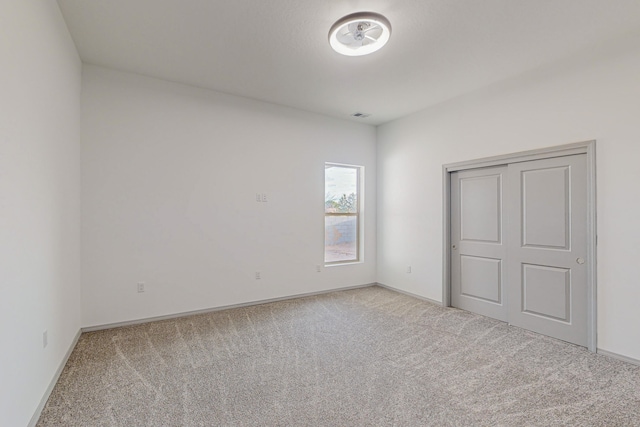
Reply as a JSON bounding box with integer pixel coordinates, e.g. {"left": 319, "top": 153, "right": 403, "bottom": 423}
{"left": 57, "top": 0, "right": 640, "bottom": 125}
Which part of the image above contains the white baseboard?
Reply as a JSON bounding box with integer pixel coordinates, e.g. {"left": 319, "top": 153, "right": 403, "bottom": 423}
{"left": 597, "top": 348, "right": 640, "bottom": 366}
{"left": 82, "top": 283, "right": 377, "bottom": 332}
{"left": 28, "top": 328, "right": 82, "bottom": 427}
{"left": 375, "top": 282, "right": 443, "bottom": 306}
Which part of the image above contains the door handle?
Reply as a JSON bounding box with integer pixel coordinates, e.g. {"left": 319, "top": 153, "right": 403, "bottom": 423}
{"left": 576, "top": 257, "right": 585, "bottom": 265}
{"left": 452, "top": 245, "right": 457, "bottom": 250}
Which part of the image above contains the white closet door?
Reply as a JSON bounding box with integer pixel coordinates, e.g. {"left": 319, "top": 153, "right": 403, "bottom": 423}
{"left": 451, "top": 166, "right": 508, "bottom": 321}
{"left": 507, "top": 154, "right": 588, "bottom": 346}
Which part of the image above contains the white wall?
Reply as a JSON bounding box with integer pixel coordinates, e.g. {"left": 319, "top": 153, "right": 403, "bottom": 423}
{"left": 0, "top": 2, "right": 82, "bottom": 426}
{"left": 81, "top": 66, "right": 377, "bottom": 327}
{"left": 377, "top": 40, "right": 640, "bottom": 360}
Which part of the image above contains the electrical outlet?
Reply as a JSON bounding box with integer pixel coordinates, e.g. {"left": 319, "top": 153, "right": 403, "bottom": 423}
{"left": 256, "top": 193, "right": 261, "bottom": 202}
{"left": 406, "top": 266, "right": 412, "bottom": 273}
{"left": 43, "top": 330, "right": 48, "bottom": 348}
{"left": 316, "top": 265, "right": 321, "bottom": 272}
{"left": 255, "top": 271, "right": 261, "bottom": 280}
{"left": 137, "top": 282, "right": 145, "bottom": 293}
{"left": 261, "top": 193, "right": 267, "bottom": 202}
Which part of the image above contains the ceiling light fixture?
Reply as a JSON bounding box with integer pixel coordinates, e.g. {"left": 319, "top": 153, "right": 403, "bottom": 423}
{"left": 328, "top": 12, "right": 391, "bottom": 57}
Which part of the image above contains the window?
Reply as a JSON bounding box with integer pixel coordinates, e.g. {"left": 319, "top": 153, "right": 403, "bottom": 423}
{"left": 325, "top": 163, "right": 361, "bottom": 264}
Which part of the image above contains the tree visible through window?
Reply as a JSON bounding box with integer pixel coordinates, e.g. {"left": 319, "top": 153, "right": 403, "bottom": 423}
{"left": 325, "top": 164, "right": 361, "bottom": 264}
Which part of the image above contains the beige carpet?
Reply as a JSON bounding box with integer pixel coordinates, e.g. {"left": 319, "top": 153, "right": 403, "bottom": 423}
{"left": 38, "top": 286, "right": 640, "bottom": 426}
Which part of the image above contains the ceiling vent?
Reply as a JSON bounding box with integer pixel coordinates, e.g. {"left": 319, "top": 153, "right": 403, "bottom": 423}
{"left": 352, "top": 112, "right": 371, "bottom": 118}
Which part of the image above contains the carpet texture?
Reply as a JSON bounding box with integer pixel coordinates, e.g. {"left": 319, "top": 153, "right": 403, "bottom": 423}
{"left": 38, "top": 286, "right": 640, "bottom": 426}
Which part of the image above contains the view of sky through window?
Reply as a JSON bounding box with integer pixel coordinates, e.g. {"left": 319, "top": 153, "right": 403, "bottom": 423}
{"left": 325, "top": 166, "right": 357, "bottom": 210}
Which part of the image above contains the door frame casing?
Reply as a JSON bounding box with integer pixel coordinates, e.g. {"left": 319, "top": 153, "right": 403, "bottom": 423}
{"left": 442, "top": 140, "right": 597, "bottom": 352}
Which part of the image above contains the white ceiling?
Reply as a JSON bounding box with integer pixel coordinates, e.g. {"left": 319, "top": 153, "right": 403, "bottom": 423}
{"left": 57, "top": 0, "right": 640, "bottom": 125}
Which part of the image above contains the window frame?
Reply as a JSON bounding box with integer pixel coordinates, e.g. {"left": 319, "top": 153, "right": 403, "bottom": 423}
{"left": 324, "top": 163, "right": 362, "bottom": 265}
